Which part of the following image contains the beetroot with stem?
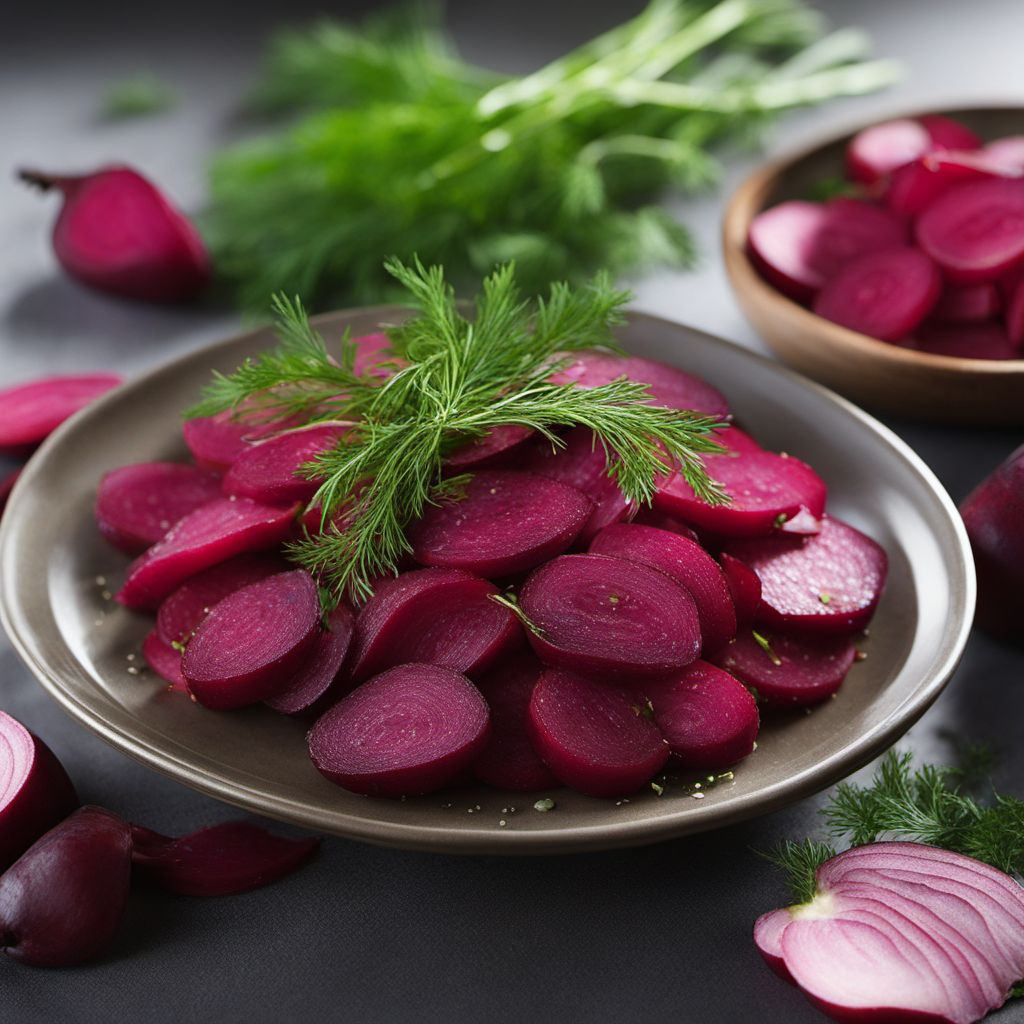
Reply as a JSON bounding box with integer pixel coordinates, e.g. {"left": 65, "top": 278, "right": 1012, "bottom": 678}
{"left": 95, "top": 461, "right": 222, "bottom": 554}
{"left": 408, "top": 470, "right": 591, "bottom": 576}
{"left": 142, "top": 629, "right": 187, "bottom": 691}
{"left": 308, "top": 663, "right": 491, "bottom": 797}
{"left": 348, "top": 567, "right": 521, "bottom": 682}
{"left": 0, "top": 806, "right": 132, "bottom": 967}
{"left": 183, "top": 569, "right": 321, "bottom": 710}
{"left": 916, "top": 322, "right": 1021, "bottom": 360}
{"left": 445, "top": 425, "right": 534, "bottom": 471}
{"left": 19, "top": 165, "right": 209, "bottom": 303}
{"left": 528, "top": 668, "right": 669, "bottom": 798}
{"left": 0, "top": 712, "right": 78, "bottom": 872}
{"left": 518, "top": 553, "right": 700, "bottom": 677}
{"left": 116, "top": 497, "right": 297, "bottom": 610}
{"left": 845, "top": 118, "right": 932, "bottom": 184}
{"left": 931, "top": 282, "right": 1002, "bottom": 324}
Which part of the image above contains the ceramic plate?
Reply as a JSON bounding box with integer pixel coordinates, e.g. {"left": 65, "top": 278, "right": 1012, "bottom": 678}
{"left": 0, "top": 308, "right": 975, "bottom": 854}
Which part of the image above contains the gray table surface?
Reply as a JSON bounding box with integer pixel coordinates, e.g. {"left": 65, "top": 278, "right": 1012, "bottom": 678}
{"left": 2, "top": 1, "right": 1023, "bottom": 1021}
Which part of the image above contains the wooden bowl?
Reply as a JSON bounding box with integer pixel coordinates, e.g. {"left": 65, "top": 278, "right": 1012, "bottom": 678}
{"left": 722, "top": 104, "right": 1024, "bottom": 425}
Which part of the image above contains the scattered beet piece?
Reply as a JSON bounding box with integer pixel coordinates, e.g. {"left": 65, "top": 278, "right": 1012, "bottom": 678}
{"left": 718, "top": 552, "right": 763, "bottom": 623}
{"left": 445, "top": 425, "right": 534, "bottom": 471}
{"left": 142, "top": 630, "right": 187, "bottom": 691}
{"left": 845, "top": 118, "right": 932, "bottom": 184}
{"left": 915, "top": 322, "right": 1021, "bottom": 361}
{"left": 931, "top": 282, "right": 1002, "bottom": 324}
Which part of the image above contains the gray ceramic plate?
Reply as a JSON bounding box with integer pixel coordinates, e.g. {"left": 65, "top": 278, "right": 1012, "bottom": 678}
{"left": 0, "top": 308, "right": 975, "bottom": 854}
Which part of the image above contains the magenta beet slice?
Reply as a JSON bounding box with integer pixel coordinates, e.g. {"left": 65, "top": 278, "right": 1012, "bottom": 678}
{"left": 95, "top": 461, "right": 222, "bottom": 554}
{"left": 589, "top": 523, "right": 736, "bottom": 653}
{"left": 983, "top": 135, "right": 1024, "bottom": 173}
{"left": 409, "top": 470, "right": 591, "bottom": 576}
{"left": 813, "top": 247, "right": 941, "bottom": 341}
{"left": 0, "top": 712, "right": 78, "bottom": 872}
{"left": 130, "top": 822, "right": 319, "bottom": 896}
{"left": 713, "top": 628, "right": 855, "bottom": 706}
{"left": 916, "top": 178, "right": 1024, "bottom": 283}
{"left": 308, "top": 663, "right": 491, "bottom": 797}
{"left": 445, "top": 425, "right": 534, "bottom": 471}
{"left": 519, "top": 553, "right": 700, "bottom": 677}
{"left": 142, "top": 629, "right": 187, "bottom": 691}
{"left": 723, "top": 516, "right": 887, "bottom": 635}
{"left": 635, "top": 661, "right": 758, "bottom": 769}
{"left": 182, "top": 411, "right": 287, "bottom": 473}
{"left": 715, "top": 425, "right": 762, "bottom": 454}
{"left": 222, "top": 424, "right": 346, "bottom": 505}
{"left": 916, "top": 322, "right": 1021, "bottom": 360}
{"left": 116, "top": 497, "right": 297, "bottom": 610}
{"left": 0, "top": 806, "right": 131, "bottom": 967}
{"left": 0, "top": 374, "right": 121, "bottom": 455}
{"left": 919, "top": 114, "right": 982, "bottom": 152}
{"left": 846, "top": 118, "right": 932, "bottom": 184}
{"left": 1005, "top": 273, "right": 1024, "bottom": 345}
{"left": 719, "top": 552, "right": 763, "bottom": 623}
{"left": 266, "top": 605, "right": 355, "bottom": 716}
{"left": 932, "top": 282, "right": 1002, "bottom": 324}
{"left": 351, "top": 332, "right": 394, "bottom": 377}
{"left": 349, "top": 567, "right": 521, "bottom": 682}
{"left": 655, "top": 449, "right": 826, "bottom": 538}
{"left": 630, "top": 507, "right": 699, "bottom": 541}
{"left": 528, "top": 668, "right": 669, "bottom": 798}
{"left": 885, "top": 150, "right": 1012, "bottom": 219}
{"left": 0, "top": 468, "right": 22, "bottom": 514}
{"left": 183, "top": 569, "right": 321, "bottom": 710}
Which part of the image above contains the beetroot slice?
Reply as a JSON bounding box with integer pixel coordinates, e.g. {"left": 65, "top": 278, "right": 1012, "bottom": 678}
{"left": 713, "top": 628, "right": 855, "bottom": 705}
{"left": 0, "top": 374, "right": 122, "bottom": 455}
{"left": 983, "top": 136, "right": 1024, "bottom": 173}
{"left": 813, "top": 247, "right": 941, "bottom": 341}
{"left": 182, "top": 411, "right": 288, "bottom": 473}
{"left": 916, "top": 178, "right": 1024, "bottom": 283}
{"left": 142, "top": 630, "right": 187, "bottom": 691}
{"left": 715, "top": 425, "right": 762, "bottom": 454}
{"left": 130, "top": 822, "right": 320, "bottom": 896}
{"left": 635, "top": 661, "right": 759, "bottom": 769}
{"left": 116, "top": 497, "right": 297, "bottom": 610}
{"left": 528, "top": 668, "right": 669, "bottom": 798}
{"left": 471, "top": 651, "right": 558, "bottom": 792}
{"left": 845, "top": 118, "right": 932, "bottom": 184}
{"left": 95, "top": 461, "right": 222, "bottom": 554}
{"left": 588, "top": 523, "right": 736, "bottom": 654}
{"left": 351, "top": 332, "right": 394, "bottom": 377}
{"left": 349, "top": 567, "right": 521, "bottom": 682}
{"left": 719, "top": 552, "right": 763, "bottom": 623}
{"left": 265, "top": 605, "right": 355, "bottom": 716}
{"left": 655, "top": 449, "right": 826, "bottom": 538}
{"left": 885, "top": 151, "right": 1012, "bottom": 219}
{"left": 0, "top": 711, "right": 78, "bottom": 872}
{"left": 1004, "top": 271, "right": 1024, "bottom": 346}
{"left": 915, "top": 322, "right": 1021, "bottom": 361}
{"left": 723, "top": 516, "right": 887, "bottom": 635}
{"left": 445, "top": 425, "right": 534, "bottom": 471}
{"left": 931, "top": 282, "right": 1002, "bottom": 324}
{"left": 183, "top": 569, "right": 321, "bottom": 710}
{"left": 630, "top": 507, "right": 699, "bottom": 541}
{"left": 519, "top": 553, "right": 700, "bottom": 677}
{"left": 222, "top": 425, "right": 345, "bottom": 505}
{"left": 919, "top": 115, "right": 981, "bottom": 152}
{"left": 308, "top": 663, "right": 491, "bottom": 797}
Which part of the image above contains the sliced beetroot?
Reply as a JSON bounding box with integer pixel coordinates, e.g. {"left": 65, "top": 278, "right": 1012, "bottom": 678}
{"left": 588, "top": 523, "right": 736, "bottom": 653}
{"left": 1004, "top": 273, "right": 1024, "bottom": 346}
{"left": 713, "top": 628, "right": 856, "bottom": 706}
{"left": 983, "top": 135, "right": 1024, "bottom": 173}
{"left": 635, "top": 661, "right": 759, "bottom": 769}
{"left": 348, "top": 567, "right": 521, "bottom": 682}
{"left": 845, "top": 118, "right": 932, "bottom": 184}
{"left": 222, "top": 424, "right": 346, "bottom": 505}
{"left": 885, "top": 150, "right": 1012, "bottom": 219}
{"left": 471, "top": 651, "right": 558, "bottom": 792}
{"left": 308, "top": 663, "right": 491, "bottom": 797}
{"left": 116, "top": 497, "right": 297, "bottom": 610}
{"left": 528, "top": 668, "right": 669, "bottom": 798}
{"left": 931, "top": 281, "right": 1002, "bottom": 324}
{"left": 916, "top": 322, "right": 1021, "bottom": 361}
{"left": 0, "top": 711, "right": 78, "bottom": 872}
{"left": 130, "top": 822, "right": 319, "bottom": 897}
{"left": 142, "top": 629, "right": 187, "bottom": 691}
{"left": 919, "top": 114, "right": 982, "bottom": 152}
{"left": 0, "top": 806, "right": 131, "bottom": 967}
{"left": 813, "top": 247, "right": 941, "bottom": 341}
{"left": 182, "top": 569, "right": 321, "bottom": 710}
{"left": 518, "top": 553, "right": 700, "bottom": 677}
{"left": 445, "top": 425, "right": 534, "bottom": 471}
{"left": 630, "top": 507, "right": 699, "bottom": 541}
{"left": 916, "top": 178, "right": 1024, "bottom": 283}
{"left": 723, "top": 516, "right": 888, "bottom": 635}
{"left": 265, "top": 605, "right": 355, "bottom": 716}
{"left": 0, "top": 467, "right": 22, "bottom": 514}
{"left": 183, "top": 411, "right": 283, "bottom": 474}
{"left": 351, "top": 332, "right": 394, "bottom": 377}
{"left": 95, "top": 461, "right": 222, "bottom": 554}
{"left": 0, "top": 374, "right": 122, "bottom": 456}
{"left": 719, "top": 552, "right": 763, "bottom": 623}
{"left": 655, "top": 449, "right": 826, "bottom": 538}
{"left": 715, "top": 425, "right": 763, "bottom": 454}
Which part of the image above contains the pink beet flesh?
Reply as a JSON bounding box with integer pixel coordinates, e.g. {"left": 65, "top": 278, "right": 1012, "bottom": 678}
{"left": 931, "top": 282, "right": 1001, "bottom": 324}
{"left": 131, "top": 822, "right": 319, "bottom": 896}
{"left": 116, "top": 497, "right": 297, "bottom": 609}
{"left": 588, "top": 523, "right": 736, "bottom": 654}
{"left": 635, "top": 660, "right": 758, "bottom": 769}
{"left": 655, "top": 449, "right": 826, "bottom": 537}
{"left": 886, "top": 151, "right": 1014, "bottom": 219}
{"left": 713, "top": 628, "right": 856, "bottom": 706}
{"left": 915, "top": 322, "right": 1021, "bottom": 360}
{"left": 183, "top": 569, "right": 321, "bottom": 710}
{"left": 142, "top": 630, "right": 187, "bottom": 691}
{"left": 471, "top": 651, "right": 558, "bottom": 792}
{"left": 445, "top": 425, "right": 534, "bottom": 471}
{"left": 814, "top": 247, "right": 941, "bottom": 341}
{"left": 528, "top": 668, "right": 669, "bottom": 798}
{"left": 845, "top": 118, "right": 932, "bottom": 184}
{"left": 308, "top": 663, "right": 491, "bottom": 797}
{"left": 183, "top": 410, "right": 296, "bottom": 473}
{"left": 0, "top": 712, "right": 78, "bottom": 872}
{"left": 919, "top": 115, "right": 982, "bottom": 152}
{"left": 409, "top": 470, "right": 591, "bottom": 577}
{"left": 723, "top": 516, "right": 887, "bottom": 635}
{"left": 0, "top": 374, "right": 122, "bottom": 455}
{"left": 518, "top": 553, "right": 700, "bottom": 677}
{"left": 95, "top": 461, "right": 222, "bottom": 554}
{"left": 348, "top": 567, "right": 521, "bottom": 682}
{"left": 719, "top": 552, "right": 763, "bottom": 623}
{"left": 0, "top": 806, "right": 132, "bottom": 967}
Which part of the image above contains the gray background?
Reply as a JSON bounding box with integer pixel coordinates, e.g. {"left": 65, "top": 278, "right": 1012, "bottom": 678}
{"left": 2, "top": 1, "right": 1023, "bottom": 1021}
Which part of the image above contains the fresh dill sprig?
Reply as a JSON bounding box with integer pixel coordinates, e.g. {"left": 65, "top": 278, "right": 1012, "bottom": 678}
{"left": 100, "top": 75, "right": 177, "bottom": 119}
{"left": 762, "top": 839, "right": 837, "bottom": 905}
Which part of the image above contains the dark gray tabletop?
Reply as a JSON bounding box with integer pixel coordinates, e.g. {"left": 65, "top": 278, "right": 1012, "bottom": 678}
{"left": 2, "top": 1, "right": 1023, "bottom": 1021}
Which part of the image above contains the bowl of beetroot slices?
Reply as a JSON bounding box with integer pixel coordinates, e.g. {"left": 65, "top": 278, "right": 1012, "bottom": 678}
{"left": 0, "top": 307, "right": 973, "bottom": 853}
{"left": 723, "top": 104, "right": 1024, "bottom": 425}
